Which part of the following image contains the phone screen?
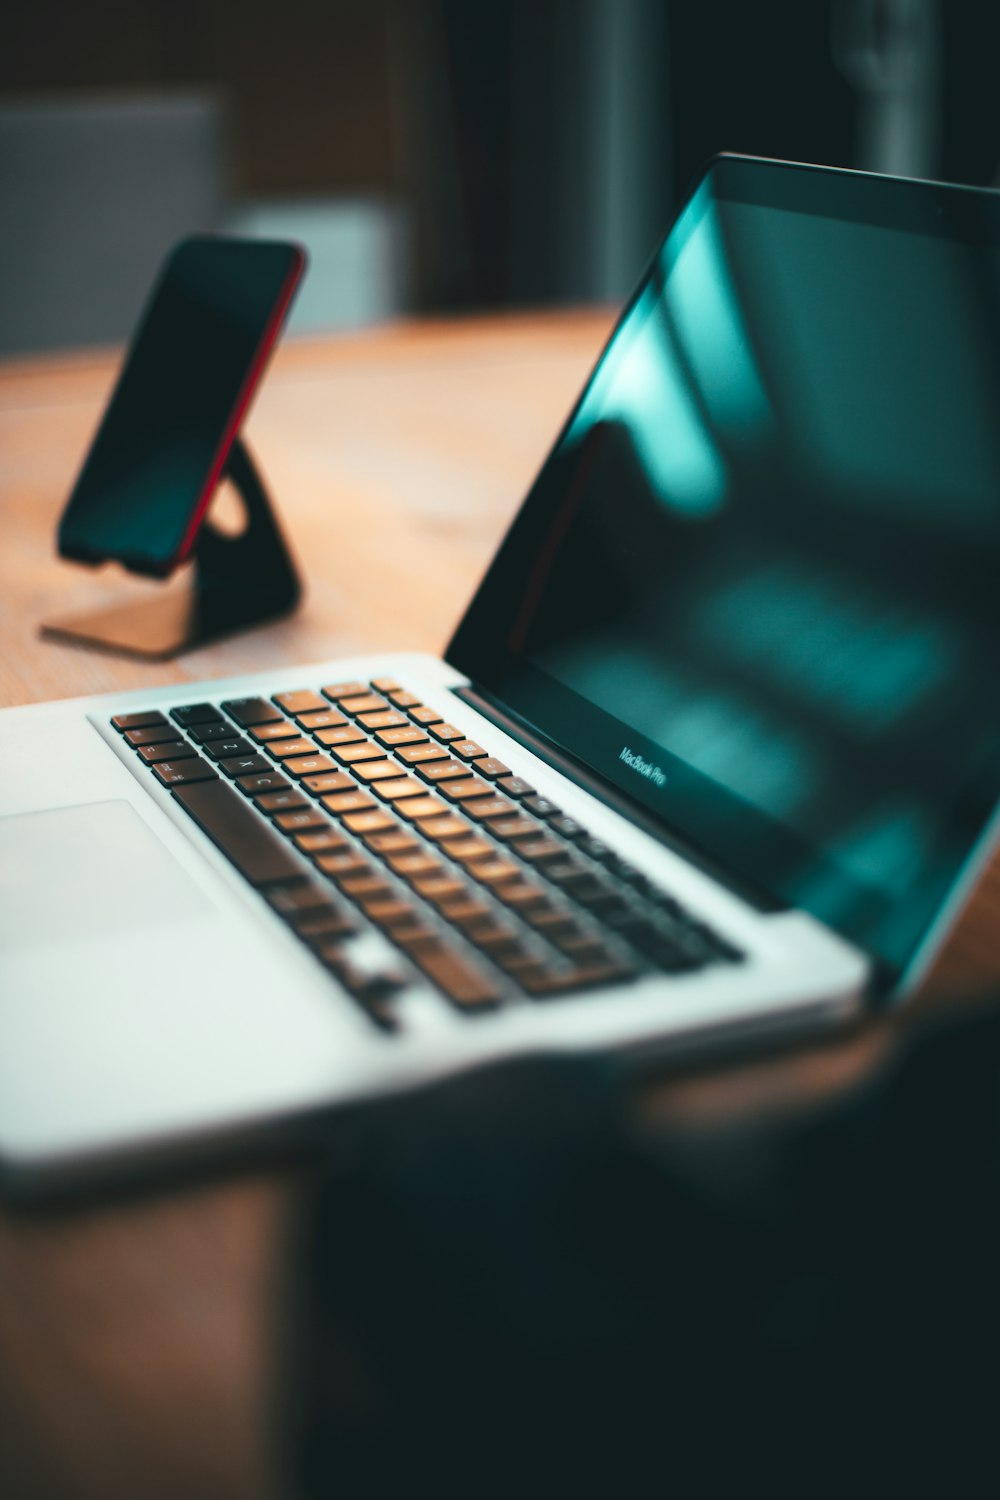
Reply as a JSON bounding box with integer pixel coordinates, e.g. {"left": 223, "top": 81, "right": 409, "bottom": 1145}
{"left": 58, "top": 236, "right": 305, "bottom": 576}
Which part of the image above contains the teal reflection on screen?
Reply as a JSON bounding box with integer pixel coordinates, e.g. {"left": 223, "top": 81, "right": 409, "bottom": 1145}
{"left": 568, "top": 279, "right": 728, "bottom": 516}
{"left": 499, "top": 173, "right": 1000, "bottom": 971}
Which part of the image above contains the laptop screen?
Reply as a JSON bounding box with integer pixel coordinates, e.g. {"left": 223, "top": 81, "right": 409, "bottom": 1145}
{"left": 448, "top": 158, "right": 1000, "bottom": 984}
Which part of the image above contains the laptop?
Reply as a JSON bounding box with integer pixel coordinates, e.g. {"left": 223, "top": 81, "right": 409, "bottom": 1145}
{"left": 3, "top": 154, "right": 1000, "bottom": 1183}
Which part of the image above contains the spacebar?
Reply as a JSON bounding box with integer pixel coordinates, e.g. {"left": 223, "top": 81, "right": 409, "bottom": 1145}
{"left": 173, "top": 778, "right": 302, "bottom": 887}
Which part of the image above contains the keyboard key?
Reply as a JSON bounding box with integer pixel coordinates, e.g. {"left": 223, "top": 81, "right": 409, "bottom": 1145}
{"left": 267, "top": 882, "right": 335, "bottom": 917}
{"left": 412, "top": 875, "right": 468, "bottom": 906}
{"left": 419, "top": 815, "right": 475, "bottom": 842}
{"left": 266, "top": 737, "right": 317, "bottom": 760}
{"left": 317, "top": 950, "right": 403, "bottom": 1028}
{"left": 352, "top": 760, "right": 403, "bottom": 783}
{"left": 611, "top": 912, "right": 704, "bottom": 972}
{"left": 297, "top": 709, "right": 348, "bottom": 731}
{"left": 386, "top": 689, "right": 421, "bottom": 707}
{"left": 645, "top": 887, "right": 685, "bottom": 915}
{"left": 152, "top": 758, "right": 217, "bottom": 788}
{"left": 525, "top": 908, "right": 579, "bottom": 938}
{"left": 497, "top": 776, "right": 535, "bottom": 798}
{"left": 409, "top": 706, "right": 444, "bottom": 726}
{"left": 343, "top": 810, "right": 397, "bottom": 835}
{"left": 396, "top": 796, "right": 448, "bottom": 822}
{"left": 237, "top": 771, "right": 291, "bottom": 796}
{"left": 339, "top": 874, "right": 396, "bottom": 902}
{"left": 557, "top": 934, "right": 618, "bottom": 964}
{"left": 404, "top": 940, "right": 501, "bottom": 1010}
{"left": 414, "top": 808, "right": 473, "bottom": 840}
{"left": 332, "top": 741, "right": 386, "bottom": 765}
{"left": 465, "top": 796, "right": 515, "bottom": 822}
{"left": 527, "top": 961, "right": 635, "bottom": 998}
{"left": 416, "top": 760, "right": 469, "bottom": 783}
{"left": 293, "top": 908, "right": 358, "bottom": 942}
{"left": 515, "top": 838, "right": 565, "bottom": 864}
{"left": 283, "top": 755, "right": 339, "bottom": 779}
{"left": 173, "top": 779, "right": 302, "bottom": 887}
{"left": 523, "top": 795, "right": 560, "bottom": 818}
{"left": 496, "top": 881, "right": 550, "bottom": 912}
{"left": 548, "top": 815, "right": 585, "bottom": 840}
{"left": 204, "top": 737, "right": 255, "bottom": 761}
{"left": 219, "top": 754, "right": 273, "bottom": 778}
{"left": 442, "top": 837, "right": 496, "bottom": 865}
{"left": 361, "top": 898, "right": 424, "bottom": 930}
{"left": 395, "top": 741, "right": 449, "bottom": 764}
{"left": 315, "top": 851, "right": 371, "bottom": 880}
{"left": 301, "top": 772, "right": 355, "bottom": 796}
{"left": 322, "top": 681, "right": 369, "bottom": 702}
{"left": 561, "top": 876, "right": 620, "bottom": 909}
{"left": 294, "top": 827, "right": 351, "bottom": 855}
{"left": 472, "top": 757, "right": 511, "bottom": 779}
{"left": 274, "top": 690, "right": 327, "bottom": 715}
{"left": 125, "top": 724, "right": 181, "bottom": 747}
{"left": 688, "top": 923, "right": 743, "bottom": 963}
{"left": 370, "top": 676, "right": 401, "bottom": 693}
{"left": 275, "top": 808, "right": 330, "bottom": 833}
{"left": 496, "top": 956, "right": 560, "bottom": 990}
{"left": 222, "top": 697, "right": 284, "bottom": 728}
{"left": 488, "top": 816, "right": 538, "bottom": 842}
{"left": 372, "top": 777, "right": 428, "bottom": 802}
{"left": 440, "top": 778, "right": 493, "bottom": 803}
{"left": 256, "top": 790, "right": 309, "bottom": 814}
{"left": 541, "top": 857, "right": 589, "bottom": 886}
{"left": 469, "top": 923, "right": 526, "bottom": 957}
{"left": 138, "top": 740, "right": 195, "bottom": 764}
{"left": 440, "top": 900, "right": 497, "bottom": 933}
{"left": 577, "top": 835, "right": 613, "bottom": 862}
{"left": 190, "top": 721, "right": 238, "bottom": 745}
{"left": 358, "top": 710, "right": 407, "bottom": 730}
{"left": 250, "top": 720, "right": 300, "bottom": 743}
{"left": 386, "top": 852, "right": 445, "bottom": 880}
{"left": 169, "top": 703, "right": 222, "bottom": 728}
{"left": 364, "top": 830, "right": 420, "bottom": 856}
{"left": 314, "top": 724, "right": 366, "bottom": 747}
{"left": 451, "top": 740, "right": 486, "bottom": 761}
{"left": 470, "top": 859, "right": 521, "bottom": 887}
{"left": 375, "top": 726, "right": 427, "bottom": 748}
{"left": 322, "top": 791, "right": 378, "bottom": 816}
{"left": 390, "top": 923, "right": 440, "bottom": 952}
{"left": 339, "top": 694, "right": 388, "bottom": 716}
{"left": 429, "top": 723, "right": 464, "bottom": 743}
{"left": 111, "top": 710, "right": 169, "bottom": 732}
{"left": 575, "top": 888, "right": 631, "bottom": 919}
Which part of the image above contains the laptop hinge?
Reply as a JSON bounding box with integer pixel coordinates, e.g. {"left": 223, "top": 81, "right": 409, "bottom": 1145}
{"left": 454, "top": 684, "right": 783, "bottom": 915}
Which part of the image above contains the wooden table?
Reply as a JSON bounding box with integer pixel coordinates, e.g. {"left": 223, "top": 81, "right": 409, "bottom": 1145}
{"left": 1, "top": 312, "right": 998, "bottom": 1498}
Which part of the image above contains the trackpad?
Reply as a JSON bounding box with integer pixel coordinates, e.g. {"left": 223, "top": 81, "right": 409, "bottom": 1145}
{"left": 0, "top": 800, "right": 209, "bottom": 952}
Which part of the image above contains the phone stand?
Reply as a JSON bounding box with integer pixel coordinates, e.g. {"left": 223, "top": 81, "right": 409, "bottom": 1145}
{"left": 41, "top": 439, "right": 301, "bottom": 661}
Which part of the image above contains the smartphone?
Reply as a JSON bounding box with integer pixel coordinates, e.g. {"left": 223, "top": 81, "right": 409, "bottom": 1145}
{"left": 58, "top": 236, "right": 306, "bottom": 577}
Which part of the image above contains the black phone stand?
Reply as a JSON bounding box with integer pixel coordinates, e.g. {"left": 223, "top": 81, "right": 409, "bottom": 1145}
{"left": 41, "top": 439, "right": 301, "bottom": 661}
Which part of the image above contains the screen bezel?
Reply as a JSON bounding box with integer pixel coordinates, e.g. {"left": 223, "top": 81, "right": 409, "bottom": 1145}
{"left": 447, "top": 155, "right": 1000, "bottom": 993}
{"left": 58, "top": 235, "right": 305, "bottom": 578}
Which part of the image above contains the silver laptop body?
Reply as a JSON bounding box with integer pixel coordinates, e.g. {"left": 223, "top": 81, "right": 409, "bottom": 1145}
{"left": 5, "top": 155, "right": 1000, "bottom": 1180}
{"left": 0, "top": 651, "right": 868, "bottom": 1179}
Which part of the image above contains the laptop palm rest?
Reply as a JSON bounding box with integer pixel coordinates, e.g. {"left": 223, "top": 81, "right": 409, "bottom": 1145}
{"left": 0, "top": 800, "right": 208, "bottom": 952}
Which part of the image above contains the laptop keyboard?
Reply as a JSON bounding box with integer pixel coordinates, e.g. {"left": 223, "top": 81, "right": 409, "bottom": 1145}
{"left": 110, "top": 678, "right": 743, "bottom": 1030}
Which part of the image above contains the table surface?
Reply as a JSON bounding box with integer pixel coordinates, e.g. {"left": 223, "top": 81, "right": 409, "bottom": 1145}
{"left": 1, "top": 311, "right": 998, "bottom": 1498}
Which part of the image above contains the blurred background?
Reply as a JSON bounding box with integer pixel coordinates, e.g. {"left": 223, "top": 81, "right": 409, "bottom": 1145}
{"left": 1, "top": 0, "right": 998, "bottom": 356}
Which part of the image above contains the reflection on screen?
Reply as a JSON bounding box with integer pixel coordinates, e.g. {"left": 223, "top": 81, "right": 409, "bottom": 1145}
{"left": 59, "top": 238, "right": 300, "bottom": 573}
{"left": 502, "top": 180, "right": 1000, "bottom": 972}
